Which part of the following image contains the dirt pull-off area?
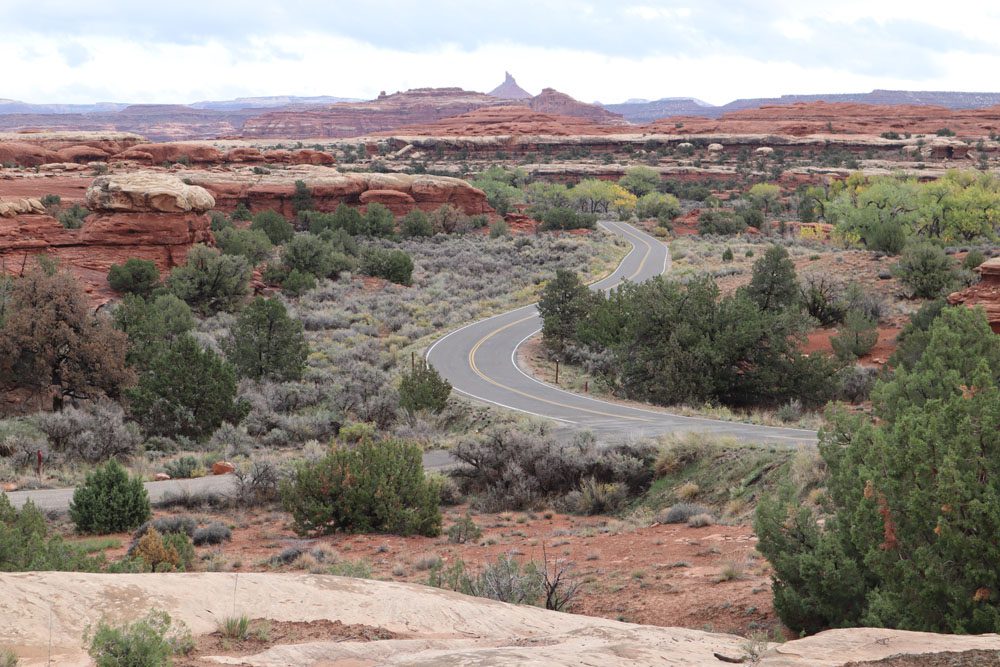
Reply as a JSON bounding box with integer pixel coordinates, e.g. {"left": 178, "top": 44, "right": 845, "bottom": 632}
{"left": 3, "top": 573, "right": 1000, "bottom": 666}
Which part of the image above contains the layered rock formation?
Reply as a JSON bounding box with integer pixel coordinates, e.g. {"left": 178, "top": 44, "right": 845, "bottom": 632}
{"left": 488, "top": 72, "right": 533, "bottom": 100}
{"left": 184, "top": 166, "right": 491, "bottom": 218}
{"left": 949, "top": 257, "right": 1000, "bottom": 333}
{"left": 112, "top": 142, "right": 336, "bottom": 166}
{"left": 645, "top": 101, "right": 1000, "bottom": 137}
{"left": 0, "top": 131, "right": 145, "bottom": 166}
{"left": 241, "top": 87, "right": 625, "bottom": 139}
{"left": 386, "top": 106, "right": 620, "bottom": 136}
{"left": 0, "top": 173, "right": 214, "bottom": 302}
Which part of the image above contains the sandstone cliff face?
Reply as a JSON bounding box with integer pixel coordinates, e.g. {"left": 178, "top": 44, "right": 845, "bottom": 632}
{"left": 949, "top": 257, "right": 1000, "bottom": 333}
{"left": 529, "top": 88, "right": 627, "bottom": 125}
{"left": 387, "top": 106, "right": 620, "bottom": 137}
{"left": 0, "top": 131, "right": 145, "bottom": 166}
{"left": 0, "top": 173, "right": 214, "bottom": 302}
{"left": 184, "top": 167, "right": 492, "bottom": 218}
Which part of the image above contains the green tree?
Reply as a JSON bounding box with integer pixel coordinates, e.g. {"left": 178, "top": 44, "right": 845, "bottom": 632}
{"left": 744, "top": 245, "right": 798, "bottom": 312}
{"left": 363, "top": 202, "right": 396, "bottom": 237}
{"left": 307, "top": 204, "right": 364, "bottom": 236}
{"left": 635, "top": 192, "right": 681, "bottom": 225}
{"left": 107, "top": 259, "right": 160, "bottom": 297}
{"left": 360, "top": 247, "right": 413, "bottom": 285}
{"left": 400, "top": 209, "right": 434, "bottom": 238}
{"left": 249, "top": 209, "right": 294, "bottom": 245}
{"left": 166, "top": 245, "right": 250, "bottom": 315}
{"left": 127, "top": 334, "right": 243, "bottom": 440}
{"left": 281, "top": 233, "right": 338, "bottom": 278}
{"left": 830, "top": 310, "right": 878, "bottom": 361}
{"left": 538, "top": 270, "right": 591, "bottom": 355}
{"left": 619, "top": 166, "right": 661, "bottom": 197}
{"left": 893, "top": 242, "right": 960, "bottom": 298}
{"left": 756, "top": 307, "right": 1000, "bottom": 635}
{"left": 113, "top": 294, "right": 194, "bottom": 369}
{"left": 291, "top": 179, "right": 314, "bottom": 214}
{"left": 399, "top": 360, "right": 452, "bottom": 413}
{"left": 0, "top": 267, "right": 134, "bottom": 410}
{"left": 231, "top": 202, "right": 251, "bottom": 221}
{"left": 282, "top": 438, "right": 441, "bottom": 537}
{"left": 70, "top": 460, "right": 151, "bottom": 534}
{"left": 224, "top": 297, "right": 308, "bottom": 381}
{"left": 748, "top": 182, "right": 781, "bottom": 217}
{"left": 0, "top": 496, "right": 100, "bottom": 571}
{"left": 214, "top": 227, "right": 273, "bottom": 265}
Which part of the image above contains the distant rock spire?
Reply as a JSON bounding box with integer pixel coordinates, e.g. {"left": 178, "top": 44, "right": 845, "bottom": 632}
{"left": 488, "top": 72, "right": 532, "bottom": 100}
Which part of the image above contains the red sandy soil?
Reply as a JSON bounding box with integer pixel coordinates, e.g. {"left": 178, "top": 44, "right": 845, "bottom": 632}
{"left": 77, "top": 506, "right": 777, "bottom": 637}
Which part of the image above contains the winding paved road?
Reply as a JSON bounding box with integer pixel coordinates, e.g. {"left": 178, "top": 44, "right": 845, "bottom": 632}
{"left": 427, "top": 220, "right": 818, "bottom": 446}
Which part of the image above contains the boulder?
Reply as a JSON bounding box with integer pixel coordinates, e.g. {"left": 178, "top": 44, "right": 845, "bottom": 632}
{"left": 56, "top": 145, "right": 112, "bottom": 163}
{"left": 755, "top": 146, "right": 774, "bottom": 156}
{"left": 211, "top": 461, "right": 236, "bottom": 475}
{"left": 113, "top": 142, "right": 222, "bottom": 164}
{"left": 707, "top": 143, "right": 724, "bottom": 152}
{"left": 153, "top": 473, "right": 171, "bottom": 481}
{"left": 223, "top": 147, "right": 265, "bottom": 162}
{"left": 86, "top": 173, "right": 215, "bottom": 213}
{"left": 290, "top": 148, "right": 336, "bottom": 165}
{"left": 0, "top": 197, "right": 44, "bottom": 218}
{"left": 0, "top": 142, "right": 62, "bottom": 167}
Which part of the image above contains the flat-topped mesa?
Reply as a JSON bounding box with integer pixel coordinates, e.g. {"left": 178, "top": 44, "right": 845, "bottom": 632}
{"left": 183, "top": 166, "right": 492, "bottom": 219}
{"left": 1, "top": 173, "right": 214, "bottom": 303}
{"left": 948, "top": 257, "right": 1000, "bottom": 333}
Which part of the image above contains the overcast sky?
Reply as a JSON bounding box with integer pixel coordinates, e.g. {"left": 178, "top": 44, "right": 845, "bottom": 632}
{"left": 3, "top": 0, "right": 1000, "bottom": 105}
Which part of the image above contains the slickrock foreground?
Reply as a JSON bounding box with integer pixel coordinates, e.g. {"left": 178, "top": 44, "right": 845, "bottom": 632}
{"left": 1, "top": 572, "right": 998, "bottom": 666}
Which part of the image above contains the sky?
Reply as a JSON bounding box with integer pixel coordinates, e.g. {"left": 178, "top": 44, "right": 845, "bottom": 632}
{"left": 3, "top": 0, "right": 1000, "bottom": 105}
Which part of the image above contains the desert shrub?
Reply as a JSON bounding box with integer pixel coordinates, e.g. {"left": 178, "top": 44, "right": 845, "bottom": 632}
{"left": 219, "top": 615, "right": 250, "bottom": 641}
{"left": 224, "top": 297, "right": 308, "bottom": 381}
{"left": 489, "top": 219, "right": 510, "bottom": 238}
{"left": 722, "top": 247, "right": 734, "bottom": 262}
{"left": 363, "top": 202, "right": 396, "bottom": 237}
{"left": 451, "top": 428, "right": 656, "bottom": 511}
{"left": 291, "top": 180, "right": 313, "bottom": 214}
{"left": 280, "top": 233, "right": 351, "bottom": 279}
{"left": 400, "top": 209, "right": 434, "bottom": 238}
{"left": 209, "top": 211, "right": 231, "bottom": 232}
{"left": 698, "top": 209, "right": 746, "bottom": 235}
{"left": 447, "top": 514, "right": 482, "bottom": 544}
{"left": 836, "top": 365, "right": 880, "bottom": 402}
{"left": 570, "top": 478, "right": 628, "bottom": 515}
{"left": 398, "top": 361, "right": 451, "bottom": 413}
{"left": 0, "top": 649, "right": 16, "bottom": 667}
{"left": 231, "top": 203, "right": 251, "bottom": 221}
{"left": 893, "top": 242, "right": 961, "bottom": 298}
{"left": 166, "top": 245, "right": 251, "bottom": 315}
{"left": 250, "top": 209, "right": 294, "bottom": 245}
{"left": 163, "top": 456, "right": 201, "bottom": 479}
{"left": 70, "top": 460, "right": 151, "bottom": 534}
{"left": 799, "top": 274, "right": 847, "bottom": 326}
{"left": 744, "top": 245, "right": 798, "bottom": 312}
{"left": 33, "top": 400, "right": 143, "bottom": 463}
{"left": 429, "top": 204, "right": 470, "bottom": 234}
{"left": 232, "top": 459, "right": 280, "bottom": 506}
{"left": 675, "top": 480, "right": 700, "bottom": 500}
{"left": 636, "top": 192, "right": 681, "bottom": 224}
{"left": 87, "top": 610, "right": 193, "bottom": 667}
{"left": 429, "top": 554, "right": 543, "bottom": 605}
{"left": 687, "top": 513, "right": 715, "bottom": 527}
{"left": 133, "top": 515, "right": 198, "bottom": 541}
{"left": 660, "top": 502, "right": 713, "bottom": 524}
{"left": 279, "top": 268, "right": 317, "bottom": 296}
{"left": 128, "top": 334, "right": 244, "bottom": 441}
{"left": 192, "top": 522, "right": 232, "bottom": 546}
{"left": 830, "top": 310, "right": 879, "bottom": 361}
{"left": 539, "top": 207, "right": 596, "bottom": 231}
{"left": 360, "top": 247, "right": 413, "bottom": 285}
{"left": 888, "top": 299, "right": 948, "bottom": 370}
{"left": 107, "top": 259, "right": 160, "bottom": 297}
{"left": 776, "top": 398, "right": 804, "bottom": 423}
{"left": 306, "top": 204, "right": 364, "bottom": 236}
{"left": 0, "top": 496, "right": 100, "bottom": 572}
{"left": 281, "top": 437, "right": 441, "bottom": 536}
{"left": 756, "top": 307, "right": 1000, "bottom": 635}
{"left": 57, "top": 203, "right": 89, "bottom": 229}
{"left": 132, "top": 527, "right": 192, "bottom": 572}
{"left": 843, "top": 282, "right": 887, "bottom": 323}
{"left": 215, "top": 227, "right": 273, "bottom": 265}
{"left": 963, "top": 249, "right": 986, "bottom": 270}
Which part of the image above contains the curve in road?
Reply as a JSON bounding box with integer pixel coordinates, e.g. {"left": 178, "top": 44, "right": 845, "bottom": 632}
{"left": 427, "top": 220, "right": 818, "bottom": 446}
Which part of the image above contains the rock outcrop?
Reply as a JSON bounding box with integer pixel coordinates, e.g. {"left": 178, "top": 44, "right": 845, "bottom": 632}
{"left": 184, "top": 167, "right": 491, "bottom": 218}
{"left": 949, "top": 257, "right": 1000, "bottom": 333}
{"left": 3, "top": 572, "right": 1000, "bottom": 666}
{"left": 242, "top": 86, "right": 626, "bottom": 139}
{"left": 0, "top": 173, "right": 214, "bottom": 302}
{"left": 488, "top": 72, "right": 533, "bottom": 100}
{"left": 0, "top": 131, "right": 145, "bottom": 166}
{"left": 386, "top": 106, "right": 620, "bottom": 137}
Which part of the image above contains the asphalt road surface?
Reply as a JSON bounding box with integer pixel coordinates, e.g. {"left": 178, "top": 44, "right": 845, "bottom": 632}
{"left": 427, "top": 220, "right": 818, "bottom": 446}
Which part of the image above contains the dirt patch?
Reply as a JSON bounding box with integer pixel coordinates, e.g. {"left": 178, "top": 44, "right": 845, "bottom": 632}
{"left": 185, "top": 618, "right": 399, "bottom": 664}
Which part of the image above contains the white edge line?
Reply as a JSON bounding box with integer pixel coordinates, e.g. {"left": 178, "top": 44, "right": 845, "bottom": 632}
{"left": 426, "top": 221, "right": 817, "bottom": 441}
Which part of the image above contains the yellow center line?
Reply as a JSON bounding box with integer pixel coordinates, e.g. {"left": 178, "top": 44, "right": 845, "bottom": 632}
{"left": 463, "top": 224, "right": 664, "bottom": 423}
